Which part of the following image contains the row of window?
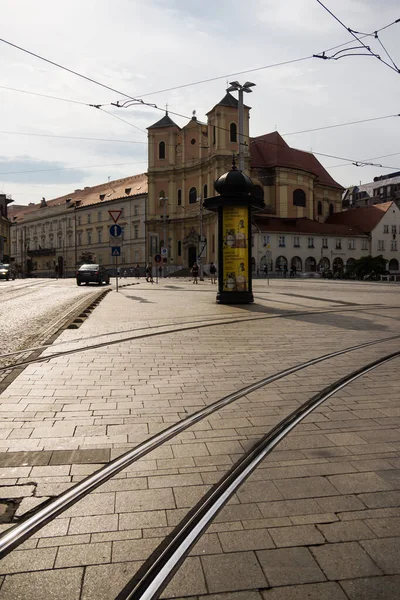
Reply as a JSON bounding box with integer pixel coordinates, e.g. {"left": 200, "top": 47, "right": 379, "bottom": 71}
{"left": 378, "top": 240, "right": 398, "bottom": 251}
{"left": 161, "top": 185, "right": 209, "bottom": 206}
{"left": 158, "top": 124, "right": 238, "bottom": 159}
{"left": 383, "top": 225, "right": 397, "bottom": 233}
{"left": 274, "top": 235, "right": 367, "bottom": 250}
{"left": 12, "top": 208, "right": 141, "bottom": 239}
{"left": 23, "top": 224, "right": 141, "bottom": 251}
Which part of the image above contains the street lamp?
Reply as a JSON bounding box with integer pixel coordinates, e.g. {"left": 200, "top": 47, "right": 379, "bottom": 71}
{"left": 159, "top": 196, "right": 168, "bottom": 275}
{"left": 226, "top": 81, "right": 256, "bottom": 173}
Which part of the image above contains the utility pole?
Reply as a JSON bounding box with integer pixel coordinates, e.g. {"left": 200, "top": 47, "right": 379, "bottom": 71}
{"left": 226, "top": 81, "right": 256, "bottom": 172}
{"left": 199, "top": 196, "right": 204, "bottom": 281}
{"left": 160, "top": 196, "right": 168, "bottom": 276}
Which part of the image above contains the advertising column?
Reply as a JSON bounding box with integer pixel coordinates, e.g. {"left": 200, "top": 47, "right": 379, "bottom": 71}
{"left": 222, "top": 206, "right": 249, "bottom": 294}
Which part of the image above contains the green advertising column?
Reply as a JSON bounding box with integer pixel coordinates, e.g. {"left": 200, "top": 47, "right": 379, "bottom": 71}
{"left": 204, "top": 162, "right": 264, "bottom": 304}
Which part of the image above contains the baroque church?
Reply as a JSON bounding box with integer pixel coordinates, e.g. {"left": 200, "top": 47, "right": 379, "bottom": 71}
{"left": 146, "top": 92, "right": 343, "bottom": 271}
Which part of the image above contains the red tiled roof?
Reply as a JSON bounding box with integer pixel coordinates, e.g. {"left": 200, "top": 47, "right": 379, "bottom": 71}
{"left": 250, "top": 132, "right": 343, "bottom": 190}
{"left": 253, "top": 216, "right": 364, "bottom": 236}
{"left": 8, "top": 173, "right": 147, "bottom": 221}
{"left": 326, "top": 202, "right": 392, "bottom": 233}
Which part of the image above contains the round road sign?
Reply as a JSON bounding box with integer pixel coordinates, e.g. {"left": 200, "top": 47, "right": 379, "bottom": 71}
{"left": 154, "top": 254, "right": 162, "bottom": 263}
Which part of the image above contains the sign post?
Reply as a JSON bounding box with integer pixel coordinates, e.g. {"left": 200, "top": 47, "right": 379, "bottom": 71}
{"left": 111, "top": 246, "right": 121, "bottom": 292}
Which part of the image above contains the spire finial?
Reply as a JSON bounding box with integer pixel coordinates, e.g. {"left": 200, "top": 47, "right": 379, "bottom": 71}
{"left": 165, "top": 103, "right": 168, "bottom": 116}
{"left": 231, "top": 154, "right": 237, "bottom": 171}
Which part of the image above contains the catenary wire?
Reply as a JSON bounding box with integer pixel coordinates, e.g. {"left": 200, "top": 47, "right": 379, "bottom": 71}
{"left": 315, "top": 0, "right": 400, "bottom": 73}
{"left": 0, "top": 130, "right": 146, "bottom": 144}
{"left": 327, "top": 151, "right": 400, "bottom": 169}
{"left": 0, "top": 84, "right": 95, "bottom": 106}
{"left": 0, "top": 160, "right": 147, "bottom": 176}
{"left": 0, "top": 333, "right": 398, "bottom": 559}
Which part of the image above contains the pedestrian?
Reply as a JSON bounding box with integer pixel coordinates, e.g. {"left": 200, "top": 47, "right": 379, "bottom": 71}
{"left": 117, "top": 267, "right": 121, "bottom": 279}
{"left": 145, "top": 263, "right": 153, "bottom": 283}
{"left": 158, "top": 265, "right": 162, "bottom": 279}
{"left": 283, "top": 264, "right": 288, "bottom": 278}
{"left": 135, "top": 264, "right": 140, "bottom": 278}
{"left": 263, "top": 264, "right": 268, "bottom": 277}
{"left": 209, "top": 262, "right": 217, "bottom": 284}
{"left": 54, "top": 264, "right": 59, "bottom": 280}
{"left": 191, "top": 262, "right": 199, "bottom": 284}
{"left": 130, "top": 267, "right": 134, "bottom": 277}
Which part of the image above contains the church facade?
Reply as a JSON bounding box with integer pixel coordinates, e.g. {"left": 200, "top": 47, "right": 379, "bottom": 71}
{"left": 146, "top": 92, "right": 343, "bottom": 273}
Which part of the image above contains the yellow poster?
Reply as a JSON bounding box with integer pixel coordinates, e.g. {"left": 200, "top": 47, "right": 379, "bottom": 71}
{"left": 222, "top": 206, "right": 249, "bottom": 292}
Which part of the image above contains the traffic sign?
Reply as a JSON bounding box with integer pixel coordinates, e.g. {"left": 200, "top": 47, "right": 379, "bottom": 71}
{"left": 108, "top": 210, "right": 122, "bottom": 223}
{"left": 109, "top": 224, "right": 122, "bottom": 237}
{"left": 161, "top": 247, "right": 168, "bottom": 257}
{"left": 154, "top": 254, "right": 162, "bottom": 263}
{"left": 111, "top": 246, "right": 121, "bottom": 256}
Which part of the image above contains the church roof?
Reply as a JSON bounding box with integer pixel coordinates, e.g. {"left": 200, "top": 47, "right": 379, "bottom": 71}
{"left": 206, "top": 92, "right": 250, "bottom": 114}
{"left": 250, "top": 132, "right": 343, "bottom": 190}
{"left": 147, "top": 113, "right": 180, "bottom": 130}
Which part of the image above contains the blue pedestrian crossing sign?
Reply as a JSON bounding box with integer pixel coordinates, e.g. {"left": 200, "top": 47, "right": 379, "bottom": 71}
{"left": 109, "top": 224, "right": 122, "bottom": 237}
{"left": 111, "top": 246, "right": 121, "bottom": 256}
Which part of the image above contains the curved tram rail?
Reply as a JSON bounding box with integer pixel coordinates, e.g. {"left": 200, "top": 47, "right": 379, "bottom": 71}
{"left": 0, "top": 333, "right": 398, "bottom": 560}
{"left": 117, "top": 349, "right": 400, "bottom": 600}
{"left": 0, "top": 303, "right": 397, "bottom": 375}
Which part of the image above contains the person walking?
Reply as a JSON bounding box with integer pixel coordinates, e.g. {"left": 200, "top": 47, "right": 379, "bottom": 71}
{"left": 209, "top": 262, "right": 217, "bottom": 284}
{"left": 263, "top": 264, "right": 268, "bottom": 277}
{"left": 191, "top": 262, "right": 199, "bottom": 284}
{"left": 135, "top": 264, "right": 140, "bottom": 279}
{"left": 145, "top": 263, "right": 153, "bottom": 283}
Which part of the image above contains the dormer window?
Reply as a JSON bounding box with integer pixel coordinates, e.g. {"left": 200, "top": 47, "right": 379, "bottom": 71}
{"left": 99, "top": 194, "right": 105, "bottom": 201}
{"left": 125, "top": 188, "right": 131, "bottom": 195}
{"left": 159, "top": 141, "right": 166, "bottom": 159}
{"left": 230, "top": 123, "right": 237, "bottom": 143}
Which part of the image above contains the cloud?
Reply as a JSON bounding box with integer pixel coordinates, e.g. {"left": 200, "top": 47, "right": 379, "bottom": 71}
{"left": 0, "top": 156, "right": 87, "bottom": 184}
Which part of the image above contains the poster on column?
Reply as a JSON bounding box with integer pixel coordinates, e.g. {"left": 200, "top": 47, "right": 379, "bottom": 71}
{"left": 222, "top": 206, "right": 249, "bottom": 292}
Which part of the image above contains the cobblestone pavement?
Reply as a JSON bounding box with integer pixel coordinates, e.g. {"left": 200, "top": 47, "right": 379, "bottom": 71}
{"left": 0, "top": 278, "right": 399, "bottom": 599}
{"left": 0, "top": 279, "right": 105, "bottom": 385}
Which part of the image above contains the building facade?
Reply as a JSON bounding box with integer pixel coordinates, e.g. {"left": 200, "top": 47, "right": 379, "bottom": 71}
{"left": 253, "top": 216, "right": 369, "bottom": 275}
{"left": 342, "top": 171, "right": 400, "bottom": 210}
{"left": 327, "top": 201, "right": 400, "bottom": 273}
{"left": 0, "top": 193, "right": 12, "bottom": 262}
{"left": 9, "top": 174, "right": 147, "bottom": 277}
{"left": 146, "top": 92, "right": 344, "bottom": 273}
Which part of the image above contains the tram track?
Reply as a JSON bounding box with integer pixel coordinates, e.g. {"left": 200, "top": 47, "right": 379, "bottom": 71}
{"left": 0, "top": 331, "right": 398, "bottom": 560}
{"left": 0, "top": 302, "right": 397, "bottom": 375}
{"left": 117, "top": 348, "right": 400, "bottom": 600}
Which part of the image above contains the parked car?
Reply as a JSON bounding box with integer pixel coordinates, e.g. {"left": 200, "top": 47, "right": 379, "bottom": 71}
{"left": 76, "top": 264, "right": 110, "bottom": 285}
{"left": 0, "top": 264, "right": 17, "bottom": 281}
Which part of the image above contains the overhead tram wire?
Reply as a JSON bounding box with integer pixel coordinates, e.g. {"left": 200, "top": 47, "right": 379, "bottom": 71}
{"left": 327, "top": 150, "right": 400, "bottom": 169}
{"left": 0, "top": 160, "right": 147, "bottom": 176}
{"left": 0, "top": 84, "right": 95, "bottom": 106}
{"left": 0, "top": 131, "right": 147, "bottom": 144}
{"left": 315, "top": 0, "right": 400, "bottom": 74}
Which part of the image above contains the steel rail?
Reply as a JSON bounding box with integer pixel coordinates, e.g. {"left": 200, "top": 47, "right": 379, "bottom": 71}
{"left": 0, "top": 333, "right": 398, "bottom": 559}
{"left": 0, "top": 303, "right": 394, "bottom": 372}
{"left": 116, "top": 349, "right": 400, "bottom": 600}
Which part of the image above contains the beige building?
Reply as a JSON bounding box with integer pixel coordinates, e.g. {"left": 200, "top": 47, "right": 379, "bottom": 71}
{"left": 253, "top": 201, "right": 400, "bottom": 276}
{"left": 9, "top": 174, "right": 147, "bottom": 277}
{"left": 146, "top": 92, "right": 343, "bottom": 272}
{"left": 0, "top": 193, "right": 12, "bottom": 262}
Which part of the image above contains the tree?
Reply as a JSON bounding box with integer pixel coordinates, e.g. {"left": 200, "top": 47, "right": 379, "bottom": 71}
{"left": 79, "top": 251, "right": 95, "bottom": 264}
{"left": 350, "top": 255, "right": 387, "bottom": 280}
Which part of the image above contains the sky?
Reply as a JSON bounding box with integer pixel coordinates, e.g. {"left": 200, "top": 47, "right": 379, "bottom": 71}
{"left": 1, "top": 0, "right": 399, "bottom": 206}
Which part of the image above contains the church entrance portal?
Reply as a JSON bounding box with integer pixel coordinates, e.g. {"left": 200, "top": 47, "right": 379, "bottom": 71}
{"left": 188, "top": 246, "right": 197, "bottom": 268}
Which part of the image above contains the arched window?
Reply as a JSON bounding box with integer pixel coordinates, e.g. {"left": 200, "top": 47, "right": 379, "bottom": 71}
{"left": 177, "top": 189, "right": 182, "bottom": 206}
{"left": 389, "top": 258, "right": 399, "bottom": 271}
{"left": 203, "top": 184, "right": 208, "bottom": 199}
{"left": 318, "top": 257, "right": 330, "bottom": 272}
{"left": 230, "top": 123, "right": 237, "bottom": 143}
{"left": 178, "top": 241, "right": 182, "bottom": 257}
{"left": 305, "top": 257, "right": 317, "bottom": 272}
{"left": 329, "top": 203, "right": 334, "bottom": 216}
{"left": 291, "top": 256, "right": 302, "bottom": 272}
{"left": 158, "top": 141, "right": 165, "bottom": 159}
{"left": 317, "top": 201, "right": 322, "bottom": 216}
{"left": 293, "top": 189, "right": 306, "bottom": 207}
{"left": 189, "top": 187, "right": 197, "bottom": 204}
